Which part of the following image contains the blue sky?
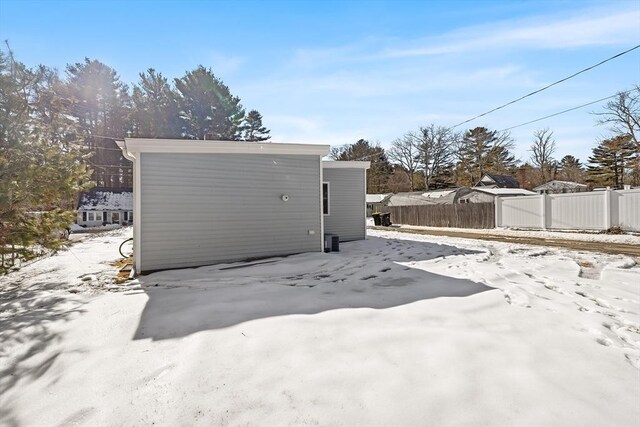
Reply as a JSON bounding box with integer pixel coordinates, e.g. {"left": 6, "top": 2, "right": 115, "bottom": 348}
{"left": 1, "top": 0, "right": 639, "bottom": 163}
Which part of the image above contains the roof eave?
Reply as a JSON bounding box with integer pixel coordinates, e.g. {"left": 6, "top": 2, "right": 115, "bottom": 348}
{"left": 123, "top": 138, "right": 330, "bottom": 157}
{"left": 322, "top": 161, "right": 371, "bottom": 169}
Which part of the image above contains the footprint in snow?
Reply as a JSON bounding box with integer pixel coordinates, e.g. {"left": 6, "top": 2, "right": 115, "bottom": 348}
{"left": 361, "top": 275, "right": 377, "bottom": 280}
{"left": 502, "top": 290, "right": 531, "bottom": 308}
{"left": 544, "top": 283, "right": 571, "bottom": 296}
{"left": 379, "top": 267, "right": 391, "bottom": 273}
{"left": 596, "top": 336, "right": 613, "bottom": 347}
{"left": 625, "top": 354, "right": 640, "bottom": 369}
{"left": 574, "top": 302, "right": 591, "bottom": 312}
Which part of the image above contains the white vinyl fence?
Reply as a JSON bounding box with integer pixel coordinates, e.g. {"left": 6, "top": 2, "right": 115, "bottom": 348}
{"left": 495, "top": 189, "right": 640, "bottom": 232}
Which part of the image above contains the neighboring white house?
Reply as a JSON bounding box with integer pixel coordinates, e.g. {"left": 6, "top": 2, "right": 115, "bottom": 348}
{"left": 458, "top": 187, "right": 536, "bottom": 203}
{"left": 77, "top": 188, "right": 133, "bottom": 227}
{"left": 533, "top": 180, "right": 587, "bottom": 194}
{"left": 116, "top": 138, "right": 369, "bottom": 273}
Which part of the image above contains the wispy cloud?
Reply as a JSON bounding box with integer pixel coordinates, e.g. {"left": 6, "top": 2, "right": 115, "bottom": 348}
{"left": 241, "top": 63, "right": 530, "bottom": 100}
{"left": 382, "top": 9, "right": 640, "bottom": 58}
{"left": 244, "top": 4, "right": 639, "bottom": 162}
{"left": 286, "top": 7, "right": 640, "bottom": 68}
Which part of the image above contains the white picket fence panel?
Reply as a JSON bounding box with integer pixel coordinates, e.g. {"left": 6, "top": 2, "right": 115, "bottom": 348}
{"left": 495, "top": 189, "right": 640, "bottom": 232}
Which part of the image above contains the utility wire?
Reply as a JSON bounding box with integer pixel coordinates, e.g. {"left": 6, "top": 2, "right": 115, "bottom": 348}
{"left": 498, "top": 90, "right": 632, "bottom": 132}
{"left": 450, "top": 44, "right": 640, "bottom": 128}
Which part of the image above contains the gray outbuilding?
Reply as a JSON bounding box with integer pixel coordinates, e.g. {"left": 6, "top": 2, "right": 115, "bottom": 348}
{"left": 117, "top": 138, "right": 369, "bottom": 273}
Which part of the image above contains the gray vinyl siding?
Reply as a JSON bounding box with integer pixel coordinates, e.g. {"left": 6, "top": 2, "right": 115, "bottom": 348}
{"left": 139, "top": 153, "right": 321, "bottom": 272}
{"left": 323, "top": 168, "right": 366, "bottom": 241}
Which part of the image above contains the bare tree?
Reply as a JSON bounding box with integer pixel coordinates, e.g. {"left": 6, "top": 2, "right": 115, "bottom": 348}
{"left": 593, "top": 86, "right": 640, "bottom": 186}
{"left": 417, "top": 124, "right": 457, "bottom": 190}
{"left": 594, "top": 86, "right": 640, "bottom": 145}
{"left": 387, "top": 132, "right": 421, "bottom": 191}
{"left": 386, "top": 167, "right": 412, "bottom": 192}
{"left": 530, "top": 128, "right": 557, "bottom": 183}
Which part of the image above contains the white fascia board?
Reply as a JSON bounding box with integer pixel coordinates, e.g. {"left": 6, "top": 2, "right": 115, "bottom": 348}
{"left": 116, "top": 140, "right": 137, "bottom": 162}
{"left": 122, "top": 138, "right": 330, "bottom": 156}
{"left": 322, "top": 161, "right": 371, "bottom": 169}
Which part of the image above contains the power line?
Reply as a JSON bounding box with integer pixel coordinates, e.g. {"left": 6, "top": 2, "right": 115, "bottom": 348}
{"left": 498, "top": 90, "right": 632, "bottom": 132}
{"left": 450, "top": 44, "right": 640, "bottom": 129}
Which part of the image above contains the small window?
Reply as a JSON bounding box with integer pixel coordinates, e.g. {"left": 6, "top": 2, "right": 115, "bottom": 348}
{"left": 123, "top": 211, "right": 128, "bottom": 221}
{"left": 322, "top": 182, "right": 330, "bottom": 215}
{"left": 82, "top": 211, "right": 87, "bottom": 222}
{"left": 87, "top": 212, "right": 95, "bottom": 221}
{"left": 129, "top": 211, "right": 133, "bottom": 221}
{"left": 95, "top": 212, "right": 102, "bottom": 221}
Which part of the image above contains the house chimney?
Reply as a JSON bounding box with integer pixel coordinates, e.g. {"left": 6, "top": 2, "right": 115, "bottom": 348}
{"left": 518, "top": 167, "right": 527, "bottom": 189}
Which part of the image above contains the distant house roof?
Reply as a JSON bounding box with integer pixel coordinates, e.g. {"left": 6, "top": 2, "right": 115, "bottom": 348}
{"left": 532, "top": 180, "right": 587, "bottom": 191}
{"left": 476, "top": 173, "right": 520, "bottom": 188}
{"left": 388, "top": 188, "right": 473, "bottom": 206}
{"left": 78, "top": 188, "right": 133, "bottom": 211}
{"left": 388, "top": 192, "right": 434, "bottom": 206}
{"left": 366, "top": 193, "right": 393, "bottom": 203}
{"left": 472, "top": 187, "right": 536, "bottom": 196}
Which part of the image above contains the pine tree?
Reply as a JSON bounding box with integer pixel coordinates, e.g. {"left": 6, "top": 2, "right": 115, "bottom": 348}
{"left": 64, "top": 58, "right": 132, "bottom": 188}
{"left": 587, "top": 135, "right": 636, "bottom": 188}
{"left": 558, "top": 155, "right": 584, "bottom": 183}
{"left": 486, "top": 145, "right": 517, "bottom": 174}
{"left": 131, "top": 69, "right": 181, "bottom": 138}
{"left": 330, "top": 139, "right": 392, "bottom": 193}
{"left": 1, "top": 49, "right": 91, "bottom": 272}
{"left": 455, "top": 127, "right": 516, "bottom": 186}
{"left": 241, "top": 109, "right": 270, "bottom": 141}
{"left": 174, "top": 66, "right": 245, "bottom": 140}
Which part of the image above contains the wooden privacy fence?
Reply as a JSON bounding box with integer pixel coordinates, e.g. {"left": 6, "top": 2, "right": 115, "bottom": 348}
{"left": 386, "top": 202, "right": 495, "bottom": 229}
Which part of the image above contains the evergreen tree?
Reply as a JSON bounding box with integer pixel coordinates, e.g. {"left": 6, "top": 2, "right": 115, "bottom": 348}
{"left": 558, "top": 155, "right": 585, "bottom": 183}
{"left": 131, "top": 69, "right": 181, "bottom": 138}
{"left": 559, "top": 155, "right": 582, "bottom": 170}
{"left": 0, "top": 49, "right": 90, "bottom": 272}
{"left": 455, "top": 127, "right": 516, "bottom": 186}
{"left": 330, "top": 139, "right": 392, "bottom": 193}
{"left": 486, "top": 144, "right": 518, "bottom": 174}
{"left": 587, "top": 134, "right": 636, "bottom": 188}
{"left": 241, "top": 109, "right": 270, "bottom": 141}
{"left": 64, "top": 58, "right": 132, "bottom": 188}
{"left": 174, "top": 66, "right": 245, "bottom": 140}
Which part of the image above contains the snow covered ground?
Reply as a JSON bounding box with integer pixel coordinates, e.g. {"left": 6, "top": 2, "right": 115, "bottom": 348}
{"left": 1, "top": 228, "right": 639, "bottom": 426}
{"left": 367, "top": 218, "right": 640, "bottom": 244}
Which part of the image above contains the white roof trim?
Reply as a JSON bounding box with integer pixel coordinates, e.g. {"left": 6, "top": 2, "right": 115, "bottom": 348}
{"left": 473, "top": 187, "right": 536, "bottom": 196}
{"left": 116, "top": 140, "right": 136, "bottom": 161}
{"left": 118, "top": 138, "right": 330, "bottom": 157}
{"left": 322, "top": 161, "right": 371, "bottom": 169}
